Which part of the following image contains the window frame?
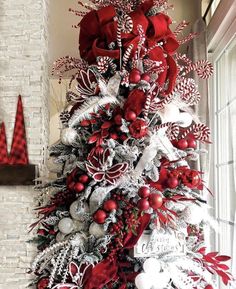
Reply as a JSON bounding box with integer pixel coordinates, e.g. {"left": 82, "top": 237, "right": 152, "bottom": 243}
{"left": 207, "top": 0, "right": 236, "bottom": 287}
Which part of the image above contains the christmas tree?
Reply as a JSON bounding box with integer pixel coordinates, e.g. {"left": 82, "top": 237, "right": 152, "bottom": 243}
{"left": 31, "top": 1, "right": 233, "bottom": 289}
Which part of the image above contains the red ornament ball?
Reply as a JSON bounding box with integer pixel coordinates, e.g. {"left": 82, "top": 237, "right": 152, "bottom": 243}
{"left": 80, "top": 119, "right": 91, "bottom": 127}
{"left": 120, "top": 134, "right": 128, "bottom": 141}
{"left": 129, "top": 68, "right": 141, "bottom": 84}
{"left": 177, "top": 139, "right": 188, "bottom": 150}
{"left": 141, "top": 73, "right": 151, "bottom": 82}
{"left": 114, "top": 114, "right": 122, "bottom": 125}
{"left": 110, "top": 132, "right": 119, "bottom": 140}
{"left": 205, "top": 285, "right": 213, "bottom": 289}
{"left": 137, "top": 199, "right": 150, "bottom": 211}
{"left": 37, "top": 277, "right": 49, "bottom": 289}
{"left": 93, "top": 210, "right": 107, "bottom": 224}
{"left": 74, "top": 182, "right": 85, "bottom": 193}
{"left": 187, "top": 139, "right": 197, "bottom": 149}
{"left": 79, "top": 174, "right": 89, "bottom": 184}
{"left": 148, "top": 194, "right": 163, "bottom": 209}
{"left": 103, "top": 200, "right": 118, "bottom": 212}
{"left": 37, "top": 229, "right": 47, "bottom": 236}
{"left": 191, "top": 171, "right": 201, "bottom": 187}
{"left": 48, "top": 229, "right": 56, "bottom": 235}
{"left": 125, "top": 111, "right": 137, "bottom": 122}
{"left": 167, "top": 177, "right": 179, "bottom": 189}
{"left": 138, "top": 186, "right": 150, "bottom": 198}
{"left": 68, "top": 181, "right": 75, "bottom": 191}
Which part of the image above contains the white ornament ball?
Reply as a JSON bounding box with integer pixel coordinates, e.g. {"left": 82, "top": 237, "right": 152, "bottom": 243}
{"left": 135, "top": 273, "right": 153, "bottom": 289}
{"left": 143, "top": 258, "right": 161, "bottom": 275}
{"left": 61, "top": 127, "right": 77, "bottom": 145}
{"left": 178, "top": 112, "right": 193, "bottom": 127}
{"left": 70, "top": 201, "right": 89, "bottom": 221}
{"left": 160, "top": 104, "right": 180, "bottom": 123}
{"left": 58, "top": 217, "right": 74, "bottom": 234}
{"left": 182, "top": 204, "right": 203, "bottom": 225}
{"left": 56, "top": 232, "right": 66, "bottom": 242}
{"left": 152, "top": 271, "right": 170, "bottom": 289}
{"left": 73, "top": 220, "right": 86, "bottom": 231}
{"left": 89, "top": 222, "right": 105, "bottom": 238}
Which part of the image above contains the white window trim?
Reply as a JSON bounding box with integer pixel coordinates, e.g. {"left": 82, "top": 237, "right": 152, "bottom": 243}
{"left": 207, "top": 0, "right": 236, "bottom": 286}
{"left": 207, "top": 0, "right": 236, "bottom": 52}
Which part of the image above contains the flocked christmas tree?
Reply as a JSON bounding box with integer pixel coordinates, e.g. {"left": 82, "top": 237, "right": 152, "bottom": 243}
{"left": 31, "top": 1, "right": 234, "bottom": 289}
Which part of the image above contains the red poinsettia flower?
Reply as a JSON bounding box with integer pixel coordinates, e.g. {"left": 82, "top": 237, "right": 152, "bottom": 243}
{"left": 79, "top": 1, "right": 179, "bottom": 94}
{"left": 86, "top": 148, "right": 128, "bottom": 184}
{"left": 129, "top": 119, "right": 148, "bottom": 139}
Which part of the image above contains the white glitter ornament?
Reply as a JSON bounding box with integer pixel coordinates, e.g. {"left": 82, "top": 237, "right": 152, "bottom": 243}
{"left": 74, "top": 220, "right": 87, "bottom": 231}
{"left": 178, "top": 112, "right": 193, "bottom": 127}
{"left": 152, "top": 271, "right": 170, "bottom": 289}
{"left": 58, "top": 217, "right": 74, "bottom": 234}
{"left": 181, "top": 204, "right": 204, "bottom": 225}
{"left": 61, "top": 127, "right": 77, "bottom": 145}
{"left": 89, "top": 222, "right": 105, "bottom": 238}
{"left": 70, "top": 201, "right": 90, "bottom": 221}
{"left": 56, "top": 232, "right": 66, "bottom": 242}
{"left": 143, "top": 258, "right": 161, "bottom": 274}
{"left": 135, "top": 273, "right": 153, "bottom": 289}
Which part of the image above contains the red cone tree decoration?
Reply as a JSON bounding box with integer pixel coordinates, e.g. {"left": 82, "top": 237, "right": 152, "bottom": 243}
{"left": 9, "top": 95, "right": 29, "bottom": 165}
{"left": 0, "top": 122, "right": 9, "bottom": 164}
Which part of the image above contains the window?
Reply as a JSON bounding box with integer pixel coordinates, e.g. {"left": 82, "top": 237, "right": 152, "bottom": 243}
{"left": 207, "top": 1, "right": 236, "bottom": 287}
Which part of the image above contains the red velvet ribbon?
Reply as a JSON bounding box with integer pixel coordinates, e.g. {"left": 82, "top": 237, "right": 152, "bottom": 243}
{"left": 84, "top": 214, "right": 151, "bottom": 289}
{"left": 79, "top": 2, "right": 179, "bottom": 94}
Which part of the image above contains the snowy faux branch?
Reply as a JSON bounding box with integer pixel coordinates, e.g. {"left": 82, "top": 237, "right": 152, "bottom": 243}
{"left": 133, "top": 128, "right": 181, "bottom": 179}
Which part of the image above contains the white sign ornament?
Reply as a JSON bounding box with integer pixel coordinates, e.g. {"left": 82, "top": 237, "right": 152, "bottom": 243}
{"left": 134, "top": 230, "right": 185, "bottom": 257}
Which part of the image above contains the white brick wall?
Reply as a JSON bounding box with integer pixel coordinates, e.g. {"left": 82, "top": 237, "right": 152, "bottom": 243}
{"left": 0, "top": 0, "right": 49, "bottom": 288}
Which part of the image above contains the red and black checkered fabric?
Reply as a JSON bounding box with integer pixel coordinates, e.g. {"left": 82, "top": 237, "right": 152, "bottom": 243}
{"left": 0, "top": 122, "right": 9, "bottom": 164}
{"left": 9, "top": 95, "right": 29, "bottom": 165}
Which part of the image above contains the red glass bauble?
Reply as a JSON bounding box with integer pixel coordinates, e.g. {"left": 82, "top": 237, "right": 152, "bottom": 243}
{"left": 148, "top": 194, "right": 163, "bottom": 209}
{"left": 205, "top": 285, "right": 213, "bottom": 289}
{"left": 137, "top": 199, "right": 150, "bottom": 211}
{"left": 129, "top": 69, "right": 141, "bottom": 84}
{"left": 120, "top": 134, "right": 128, "bottom": 141}
{"left": 191, "top": 171, "right": 201, "bottom": 186}
{"left": 103, "top": 200, "right": 118, "bottom": 212}
{"left": 141, "top": 73, "right": 151, "bottom": 82}
{"left": 177, "top": 139, "right": 188, "bottom": 150}
{"left": 167, "top": 177, "right": 179, "bottom": 189}
{"left": 68, "top": 181, "right": 75, "bottom": 191}
{"left": 110, "top": 132, "right": 119, "bottom": 140}
{"left": 93, "top": 210, "right": 107, "bottom": 224}
{"left": 79, "top": 174, "right": 89, "bottom": 184}
{"left": 114, "top": 114, "right": 122, "bottom": 125}
{"left": 187, "top": 139, "right": 197, "bottom": 149}
{"left": 125, "top": 111, "right": 137, "bottom": 122}
{"left": 37, "top": 277, "right": 49, "bottom": 289}
{"left": 138, "top": 186, "right": 150, "bottom": 198}
{"left": 80, "top": 119, "right": 91, "bottom": 127}
{"left": 74, "top": 182, "right": 85, "bottom": 193}
{"left": 37, "top": 229, "right": 47, "bottom": 236}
